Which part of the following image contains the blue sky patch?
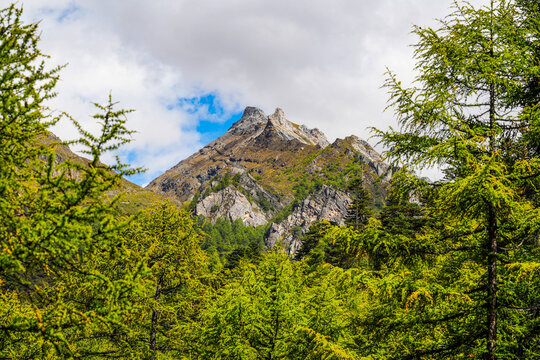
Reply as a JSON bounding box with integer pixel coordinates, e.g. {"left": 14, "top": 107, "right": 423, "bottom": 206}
{"left": 178, "top": 93, "right": 244, "bottom": 144}
{"left": 196, "top": 114, "right": 242, "bottom": 144}
{"left": 56, "top": 5, "right": 79, "bottom": 23}
{"left": 125, "top": 93, "right": 244, "bottom": 187}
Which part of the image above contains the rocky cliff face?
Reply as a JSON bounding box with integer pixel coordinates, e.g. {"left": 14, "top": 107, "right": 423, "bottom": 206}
{"left": 146, "top": 106, "right": 392, "bottom": 252}
{"left": 266, "top": 185, "right": 351, "bottom": 254}
{"left": 195, "top": 186, "right": 268, "bottom": 227}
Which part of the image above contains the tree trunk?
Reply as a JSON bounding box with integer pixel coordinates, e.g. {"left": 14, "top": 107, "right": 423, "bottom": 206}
{"left": 487, "top": 202, "right": 497, "bottom": 359}
{"left": 150, "top": 276, "right": 162, "bottom": 360}
{"left": 486, "top": 33, "right": 498, "bottom": 357}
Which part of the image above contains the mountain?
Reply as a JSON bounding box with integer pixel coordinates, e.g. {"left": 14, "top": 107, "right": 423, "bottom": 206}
{"left": 146, "top": 107, "right": 392, "bottom": 252}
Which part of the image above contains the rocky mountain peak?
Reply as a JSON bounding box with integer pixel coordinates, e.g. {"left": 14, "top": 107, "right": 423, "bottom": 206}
{"left": 219, "top": 106, "right": 330, "bottom": 149}
{"left": 268, "top": 107, "right": 287, "bottom": 124}
{"left": 146, "top": 105, "right": 392, "bottom": 253}
{"left": 229, "top": 106, "right": 267, "bottom": 135}
{"left": 265, "top": 107, "right": 329, "bottom": 148}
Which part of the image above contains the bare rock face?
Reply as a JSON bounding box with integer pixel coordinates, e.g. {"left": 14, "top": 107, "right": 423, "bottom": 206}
{"left": 196, "top": 186, "right": 268, "bottom": 227}
{"left": 266, "top": 108, "right": 330, "bottom": 148}
{"left": 266, "top": 185, "right": 351, "bottom": 254}
{"left": 346, "top": 135, "right": 391, "bottom": 180}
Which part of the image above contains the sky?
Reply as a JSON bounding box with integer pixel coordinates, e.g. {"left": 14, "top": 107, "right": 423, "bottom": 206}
{"left": 16, "top": 0, "right": 487, "bottom": 186}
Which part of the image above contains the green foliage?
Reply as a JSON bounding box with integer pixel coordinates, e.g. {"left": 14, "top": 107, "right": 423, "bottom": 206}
{"left": 514, "top": 0, "right": 540, "bottom": 108}
{"left": 372, "top": 0, "right": 540, "bottom": 358}
{"left": 254, "top": 190, "right": 274, "bottom": 212}
{"left": 189, "top": 250, "right": 357, "bottom": 359}
{"left": 3, "top": 2, "right": 540, "bottom": 359}
{"left": 114, "top": 202, "right": 210, "bottom": 358}
{"left": 0, "top": 4, "right": 147, "bottom": 357}
{"left": 344, "top": 176, "right": 373, "bottom": 230}
{"left": 198, "top": 217, "right": 267, "bottom": 267}
{"left": 296, "top": 221, "right": 368, "bottom": 270}
{"left": 270, "top": 201, "right": 296, "bottom": 224}
{"left": 223, "top": 241, "right": 262, "bottom": 270}
{"left": 379, "top": 170, "right": 427, "bottom": 238}
{"left": 291, "top": 157, "right": 374, "bottom": 202}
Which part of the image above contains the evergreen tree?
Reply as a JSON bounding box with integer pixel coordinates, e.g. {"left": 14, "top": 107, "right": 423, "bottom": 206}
{"left": 379, "top": 169, "right": 427, "bottom": 238}
{"left": 373, "top": 0, "right": 540, "bottom": 358}
{"left": 344, "top": 176, "right": 372, "bottom": 230}
{"left": 295, "top": 221, "right": 368, "bottom": 270}
{"left": 514, "top": 0, "right": 540, "bottom": 107}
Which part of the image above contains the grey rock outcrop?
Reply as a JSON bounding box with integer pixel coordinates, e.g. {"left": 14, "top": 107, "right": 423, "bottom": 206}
{"left": 266, "top": 185, "right": 351, "bottom": 254}
{"left": 196, "top": 186, "right": 268, "bottom": 227}
{"left": 267, "top": 108, "right": 330, "bottom": 148}
{"left": 346, "top": 135, "right": 392, "bottom": 180}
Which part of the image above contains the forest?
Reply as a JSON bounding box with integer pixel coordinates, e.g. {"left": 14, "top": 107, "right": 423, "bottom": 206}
{"left": 0, "top": 0, "right": 539, "bottom": 359}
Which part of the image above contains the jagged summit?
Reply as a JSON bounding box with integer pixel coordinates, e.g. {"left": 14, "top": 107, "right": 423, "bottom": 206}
{"left": 266, "top": 108, "right": 329, "bottom": 148}
{"left": 228, "top": 106, "right": 267, "bottom": 135}
{"left": 216, "top": 106, "right": 329, "bottom": 149}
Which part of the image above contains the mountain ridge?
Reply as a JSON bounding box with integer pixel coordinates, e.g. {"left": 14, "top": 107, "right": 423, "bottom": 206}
{"left": 146, "top": 106, "right": 392, "bottom": 251}
{"left": 41, "top": 132, "right": 167, "bottom": 215}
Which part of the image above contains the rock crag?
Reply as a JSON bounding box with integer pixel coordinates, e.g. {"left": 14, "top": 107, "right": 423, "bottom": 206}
{"left": 266, "top": 185, "right": 351, "bottom": 253}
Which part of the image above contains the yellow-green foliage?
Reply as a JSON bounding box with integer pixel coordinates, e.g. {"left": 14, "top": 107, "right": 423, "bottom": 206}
{"left": 0, "top": 5, "right": 146, "bottom": 356}
{"left": 189, "top": 250, "right": 359, "bottom": 359}
{"left": 106, "top": 203, "right": 211, "bottom": 358}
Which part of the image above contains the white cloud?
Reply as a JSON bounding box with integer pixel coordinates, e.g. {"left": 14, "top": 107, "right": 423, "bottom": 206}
{"left": 19, "top": 0, "right": 488, "bottom": 185}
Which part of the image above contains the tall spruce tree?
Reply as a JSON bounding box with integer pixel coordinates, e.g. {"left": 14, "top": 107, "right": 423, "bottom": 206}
{"left": 344, "top": 176, "right": 372, "bottom": 230}
{"left": 373, "top": 0, "right": 540, "bottom": 358}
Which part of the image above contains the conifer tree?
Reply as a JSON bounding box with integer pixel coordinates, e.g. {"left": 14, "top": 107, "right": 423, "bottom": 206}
{"left": 192, "top": 249, "right": 356, "bottom": 359}
{"left": 0, "top": 4, "right": 144, "bottom": 357}
{"left": 373, "top": 0, "right": 540, "bottom": 358}
{"left": 379, "top": 169, "right": 427, "bottom": 238}
{"left": 514, "top": 0, "right": 540, "bottom": 107}
{"left": 117, "top": 203, "right": 210, "bottom": 359}
{"left": 344, "top": 176, "right": 372, "bottom": 230}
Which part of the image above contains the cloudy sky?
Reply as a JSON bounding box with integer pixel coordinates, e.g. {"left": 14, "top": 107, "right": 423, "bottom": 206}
{"left": 18, "top": 0, "right": 486, "bottom": 186}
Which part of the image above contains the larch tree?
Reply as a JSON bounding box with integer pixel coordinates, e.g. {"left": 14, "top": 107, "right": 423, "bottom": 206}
{"left": 373, "top": 0, "right": 540, "bottom": 358}
{"left": 0, "top": 4, "right": 145, "bottom": 357}
{"left": 192, "top": 249, "right": 356, "bottom": 359}
{"left": 117, "top": 202, "right": 210, "bottom": 359}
